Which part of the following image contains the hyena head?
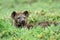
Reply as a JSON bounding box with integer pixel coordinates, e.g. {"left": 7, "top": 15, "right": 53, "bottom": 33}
{"left": 11, "top": 11, "right": 29, "bottom": 27}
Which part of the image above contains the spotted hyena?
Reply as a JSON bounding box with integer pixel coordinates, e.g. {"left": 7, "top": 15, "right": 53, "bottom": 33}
{"left": 11, "top": 11, "right": 30, "bottom": 28}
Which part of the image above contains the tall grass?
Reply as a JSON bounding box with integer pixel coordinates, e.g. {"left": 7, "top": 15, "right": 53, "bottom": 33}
{"left": 0, "top": 0, "right": 60, "bottom": 40}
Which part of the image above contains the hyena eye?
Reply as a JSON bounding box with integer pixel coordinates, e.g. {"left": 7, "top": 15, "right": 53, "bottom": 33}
{"left": 17, "top": 17, "right": 20, "bottom": 19}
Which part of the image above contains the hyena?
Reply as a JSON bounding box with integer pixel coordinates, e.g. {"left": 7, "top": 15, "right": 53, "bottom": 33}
{"left": 11, "top": 11, "right": 30, "bottom": 28}
{"left": 11, "top": 11, "right": 59, "bottom": 29}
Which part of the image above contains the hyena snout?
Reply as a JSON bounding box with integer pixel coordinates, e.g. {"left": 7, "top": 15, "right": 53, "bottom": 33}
{"left": 16, "top": 18, "right": 26, "bottom": 25}
{"left": 20, "top": 18, "right": 26, "bottom": 24}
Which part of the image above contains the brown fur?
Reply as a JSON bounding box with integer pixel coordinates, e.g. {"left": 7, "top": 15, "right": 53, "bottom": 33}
{"left": 11, "top": 11, "right": 29, "bottom": 28}
{"left": 38, "top": 21, "right": 52, "bottom": 28}
{"left": 38, "top": 21, "right": 59, "bottom": 28}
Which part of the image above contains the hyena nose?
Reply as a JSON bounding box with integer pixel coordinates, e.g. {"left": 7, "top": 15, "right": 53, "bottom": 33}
{"left": 21, "top": 20, "right": 25, "bottom": 23}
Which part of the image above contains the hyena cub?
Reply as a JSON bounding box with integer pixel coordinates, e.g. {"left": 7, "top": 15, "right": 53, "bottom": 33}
{"left": 11, "top": 11, "right": 30, "bottom": 28}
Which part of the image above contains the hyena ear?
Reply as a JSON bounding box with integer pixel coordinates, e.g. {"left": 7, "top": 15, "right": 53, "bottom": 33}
{"left": 11, "top": 11, "right": 16, "bottom": 19}
{"left": 23, "top": 11, "right": 29, "bottom": 17}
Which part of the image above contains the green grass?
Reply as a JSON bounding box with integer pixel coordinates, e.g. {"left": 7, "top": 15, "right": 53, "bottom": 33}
{"left": 0, "top": 0, "right": 60, "bottom": 40}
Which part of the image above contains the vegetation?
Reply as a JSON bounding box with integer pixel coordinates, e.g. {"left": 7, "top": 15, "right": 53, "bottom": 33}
{"left": 0, "top": 0, "right": 60, "bottom": 40}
